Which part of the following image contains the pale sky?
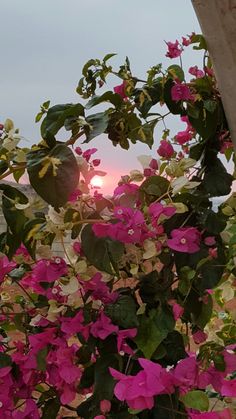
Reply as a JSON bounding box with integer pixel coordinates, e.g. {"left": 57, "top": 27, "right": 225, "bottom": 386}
{"left": 0, "top": 0, "right": 201, "bottom": 191}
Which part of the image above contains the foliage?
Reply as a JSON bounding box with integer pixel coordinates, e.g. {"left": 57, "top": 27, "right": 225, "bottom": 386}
{"left": 0, "top": 33, "right": 235, "bottom": 418}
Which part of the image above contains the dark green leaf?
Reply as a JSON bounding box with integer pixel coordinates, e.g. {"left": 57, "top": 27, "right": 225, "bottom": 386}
{"left": 36, "top": 346, "right": 48, "bottom": 371}
{"left": 42, "top": 398, "right": 60, "bottom": 419}
{"left": 140, "top": 175, "right": 170, "bottom": 203}
{"left": 0, "top": 353, "right": 12, "bottom": 368}
{"left": 86, "top": 91, "right": 123, "bottom": 109}
{"left": 0, "top": 184, "right": 28, "bottom": 236}
{"left": 167, "top": 65, "right": 185, "bottom": 82}
{"left": 27, "top": 144, "right": 79, "bottom": 209}
{"left": 93, "top": 354, "right": 118, "bottom": 401}
{"left": 202, "top": 157, "right": 233, "bottom": 197}
{"left": 84, "top": 112, "right": 109, "bottom": 143}
{"left": 105, "top": 295, "right": 138, "bottom": 328}
{"left": 81, "top": 224, "right": 124, "bottom": 274}
{"left": 41, "top": 103, "right": 84, "bottom": 141}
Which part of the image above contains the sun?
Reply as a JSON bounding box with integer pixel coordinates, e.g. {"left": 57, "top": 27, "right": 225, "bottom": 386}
{"left": 90, "top": 176, "right": 103, "bottom": 188}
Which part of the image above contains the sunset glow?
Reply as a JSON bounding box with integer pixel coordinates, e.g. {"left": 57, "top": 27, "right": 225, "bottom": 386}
{"left": 90, "top": 176, "right": 103, "bottom": 188}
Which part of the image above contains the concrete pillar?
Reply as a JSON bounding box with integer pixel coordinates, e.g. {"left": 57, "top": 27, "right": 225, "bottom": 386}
{"left": 192, "top": 0, "right": 236, "bottom": 149}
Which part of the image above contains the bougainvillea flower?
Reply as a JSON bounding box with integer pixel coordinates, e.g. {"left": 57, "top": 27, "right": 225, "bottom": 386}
{"left": 192, "top": 330, "right": 207, "bottom": 344}
{"left": 189, "top": 65, "right": 204, "bottom": 78}
{"left": 157, "top": 139, "right": 174, "bottom": 159}
{"left": 113, "top": 81, "right": 127, "bottom": 99}
{"left": 149, "top": 202, "right": 176, "bottom": 224}
{"left": 173, "top": 356, "right": 198, "bottom": 391}
{"left": 83, "top": 148, "right": 98, "bottom": 161}
{"left": 32, "top": 257, "right": 68, "bottom": 283}
{"left": 82, "top": 273, "right": 118, "bottom": 304}
{"left": 182, "top": 36, "right": 191, "bottom": 46}
{"left": 117, "top": 328, "right": 137, "bottom": 354}
{"left": 100, "top": 399, "right": 111, "bottom": 414}
{"left": 221, "top": 379, "right": 236, "bottom": 397}
{"left": 175, "top": 130, "right": 193, "bottom": 144}
{"left": 165, "top": 40, "right": 183, "bottom": 58}
{"left": 172, "top": 302, "right": 184, "bottom": 321}
{"left": 167, "top": 227, "right": 201, "bottom": 253}
{"left": 171, "top": 82, "right": 193, "bottom": 102}
{"left": 12, "top": 399, "right": 40, "bottom": 419}
{"left": 0, "top": 255, "right": 16, "bottom": 283}
{"left": 90, "top": 312, "right": 119, "bottom": 339}
{"left": 190, "top": 410, "right": 232, "bottom": 419}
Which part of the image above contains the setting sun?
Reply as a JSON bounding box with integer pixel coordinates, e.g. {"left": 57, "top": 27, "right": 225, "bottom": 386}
{"left": 90, "top": 176, "right": 103, "bottom": 188}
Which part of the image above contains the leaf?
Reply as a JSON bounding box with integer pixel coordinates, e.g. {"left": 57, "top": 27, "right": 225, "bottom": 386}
{"left": 202, "top": 210, "right": 226, "bottom": 234}
{"left": 130, "top": 119, "right": 158, "bottom": 148}
{"left": 181, "top": 390, "right": 209, "bottom": 411}
{"left": 36, "top": 346, "right": 48, "bottom": 371}
{"left": 167, "top": 64, "right": 185, "bottom": 82}
{"left": 0, "top": 353, "right": 12, "bottom": 368}
{"left": 93, "top": 354, "right": 118, "bottom": 401}
{"left": 83, "top": 112, "right": 109, "bottom": 143}
{"left": 103, "top": 53, "right": 117, "bottom": 62}
{"left": 134, "top": 80, "right": 162, "bottom": 117}
{"left": 0, "top": 184, "right": 28, "bottom": 236}
{"left": 204, "top": 99, "right": 217, "bottom": 113}
{"left": 196, "top": 295, "right": 213, "bottom": 329}
{"left": 140, "top": 175, "right": 170, "bottom": 203}
{"left": 41, "top": 103, "right": 84, "bottom": 142}
{"left": 41, "top": 398, "right": 60, "bottom": 419}
{"left": 81, "top": 224, "right": 124, "bottom": 274}
{"left": 27, "top": 144, "right": 79, "bottom": 209}
{"left": 188, "top": 101, "right": 218, "bottom": 140}
{"left": 162, "top": 331, "right": 187, "bottom": 364}
{"left": 135, "top": 313, "right": 167, "bottom": 359}
{"left": 202, "top": 157, "right": 233, "bottom": 197}
{"left": 85, "top": 91, "right": 123, "bottom": 109}
{"left": 105, "top": 295, "right": 138, "bottom": 328}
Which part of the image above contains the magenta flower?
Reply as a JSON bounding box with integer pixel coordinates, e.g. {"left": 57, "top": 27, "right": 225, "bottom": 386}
{"left": 83, "top": 148, "right": 98, "bottom": 161}
{"left": 182, "top": 36, "right": 191, "bottom": 46}
{"left": 0, "top": 255, "right": 16, "bottom": 284}
{"left": 157, "top": 139, "right": 175, "bottom": 159}
{"left": 192, "top": 330, "right": 207, "bottom": 344}
{"left": 167, "top": 227, "right": 201, "bottom": 253}
{"left": 110, "top": 358, "right": 174, "bottom": 410}
{"left": 117, "top": 328, "right": 137, "bottom": 354}
{"left": 173, "top": 356, "right": 198, "bottom": 392}
{"left": 100, "top": 399, "right": 111, "bottom": 414}
{"left": 221, "top": 379, "right": 236, "bottom": 397}
{"left": 149, "top": 202, "right": 176, "bottom": 224}
{"left": 190, "top": 410, "right": 232, "bottom": 419}
{"left": 172, "top": 303, "right": 184, "bottom": 321}
{"left": 175, "top": 130, "right": 193, "bottom": 144}
{"left": 171, "top": 82, "right": 193, "bottom": 102}
{"left": 60, "top": 310, "right": 89, "bottom": 340}
{"left": 165, "top": 40, "right": 183, "bottom": 58}
{"left": 189, "top": 65, "right": 204, "bottom": 78}
{"left": 113, "top": 81, "right": 127, "bottom": 99}
{"left": 32, "top": 257, "right": 68, "bottom": 283}
{"left": 12, "top": 399, "right": 40, "bottom": 419}
{"left": 90, "top": 312, "right": 119, "bottom": 340}
{"left": 81, "top": 272, "right": 118, "bottom": 304}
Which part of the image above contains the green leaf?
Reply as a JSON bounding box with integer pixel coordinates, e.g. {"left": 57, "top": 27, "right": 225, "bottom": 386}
{"left": 86, "top": 91, "right": 123, "bottom": 109}
{"left": 103, "top": 53, "right": 117, "bottom": 62}
{"left": 202, "top": 157, "right": 233, "bottom": 197}
{"left": 0, "top": 352, "right": 12, "bottom": 368}
{"left": 204, "top": 99, "right": 217, "bottom": 113}
{"left": 36, "top": 346, "right": 48, "bottom": 371}
{"left": 130, "top": 119, "right": 158, "bottom": 148}
{"left": 189, "top": 142, "right": 206, "bottom": 160}
{"left": 0, "top": 184, "right": 28, "bottom": 236}
{"left": 140, "top": 175, "right": 170, "bottom": 203}
{"left": 188, "top": 101, "right": 218, "bottom": 140}
{"left": 41, "top": 103, "right": 84, "bottom": 141}
{"left": 196, "top": 295, "right": 213, "bottom": 329}
{"left": 181, "top": 390, "right": 209, "bottom": 411}
{"left": 162, "top": 331, "right": 187, "bottom": 364}
{"left": 27, "top": 144, "right": 79, "bottom": 209}
{"left": 81, "top": 224, "right": 124, "bottom": 274}
{"left": 134, "top": 80, "right": 162, "bottom": 117}
{"left": 135, "top": 313, "right": 167, "bottom": 359}
{"left": 167, "top": 65, "right": 185, "bottom": 82}
{"left": 105, "top": 295, "right": 138, "bottom": 328}
{"left": 93, "top": 354, "right": 118, "bottom": 401}
{"left": 84, "top": 112, "right": 109, "bottom": 143}
{"left": 42, "top": 398, "right": 60, "bottom": 419}
{"left": 203, "top": 210, "right": 226, "bottom": 234}
{"left": 191, "top": 34, "right": 207, "bottom": 50}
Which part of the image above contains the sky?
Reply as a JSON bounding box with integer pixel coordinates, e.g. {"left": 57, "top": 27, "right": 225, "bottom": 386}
{"left": 0, "top": 0, "right": 201, "bottom": 192}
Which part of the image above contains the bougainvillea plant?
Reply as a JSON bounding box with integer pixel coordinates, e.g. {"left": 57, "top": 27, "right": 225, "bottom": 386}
{"left": 0, "top": 33, "right": 235, "bottom": 418}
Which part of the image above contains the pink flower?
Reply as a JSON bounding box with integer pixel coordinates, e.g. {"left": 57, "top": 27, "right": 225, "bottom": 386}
{"left": 149, "top": 158, "right": 158, "bottom": 170}
{"left": 82, "top": 273, "right": 118, "bottom": 304}
{"left": 192, "top": 330, "right": 207, "bottom": 344}
{"left": 189, "top": 65, "right": 204, "bottom": 78}
{"left": 165, "top": 40, "right": 183, "bottom": 58}
{"left": 167, "top": 227, "right": 201, "bottom": 254}
{"left": 12, "top": 399, "right": 40, "bottom": 419}
{"left": 157, "top": 139, "right": 174, "bottom": 159}
{"left": 0, "top": 255, "right": 16, "bottom": 283}
{"left": 90, "top": 312, "right": 119, "bottom": 340}
{"left": 175, "top": 130, "right": 193, "bottom": 144}
{"left": 173, "top": 356, "right": 198, "bottom": 391}
{"left": 72, "top": 241, "right": 82, "bottom": 255}
{"left": 182, "top": 36, "right": 191, "bottom": 46}
{"left": 208, "top": 247, "right": 218, "bottom": 259}
{"left": 92, "top": 159, "right": 101, "bottom": 167}
{"left": 68, "top": 189, "right": 82, "bottom": 202}
{"left": 149, "top": 202, "right": 176, "bottom": 224}
{"left": 110, "top": 358, "right": 174, "bottom": 410}
{"left": 172, "top": 303, "right": 184, "bottom": 321}
{"left": 31, "top": 257, "right": 68, "bottom": 283}
{"left": 221, "top": 379, "right": 236, "bottom": 397}
{"left": 100, "top": 400, "right": 111, "bottom": 414}
{"left": 171, "top": 82, "right": 193, "bottom": 102}
{"left": 83, "top": 148, "right": 97, "bottom": 161}
{"left": 190, "top": 410, "right": 232, "bottom": 419}
{"left": 114, "top": 81, "right": 127, "bottom": 99}
{"left": 75, "top": 146, "right": 82, "bottom": 155}
{"left": 61, "top": 310, "right": 89, "bottom": 340}
{"left": 117, "top": 328, "right": 137, "bottom": 354}
{"left": 113, "top": 183, "right": 139, "bottom": 198}
{"left": 204, "top": 236, "right": 216, "bottom": 246}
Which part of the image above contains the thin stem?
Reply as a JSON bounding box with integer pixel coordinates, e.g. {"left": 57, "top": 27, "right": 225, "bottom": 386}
{"left": 16, "top": 282, "right": 35, "bottom": 305}
{"left": 65, "top": 130, "right": 85, "bottom": 146}
{"left": 0, "top": 164, "right": 27, "bottom": 181}
{"left": 158, "top": 404, "right": 187, "bottom": 417}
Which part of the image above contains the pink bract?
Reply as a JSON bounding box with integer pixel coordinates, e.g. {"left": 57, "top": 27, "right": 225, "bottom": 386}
{"left": 113, "top": 81, "right": 127, "bottom": 99}
{"left": 171, "top": 82, "right": 193, "bottom": 102}
{"left": 165, "top": 40, "right": 183, "bottom": 58}
{"left": 167, "top": 227, "right": 201, "bottom": 253}
{"left": 157, "top": 139, "right": 174, "bottom": 159}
